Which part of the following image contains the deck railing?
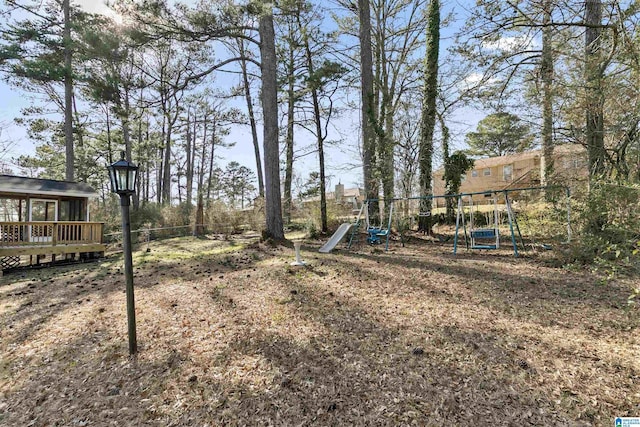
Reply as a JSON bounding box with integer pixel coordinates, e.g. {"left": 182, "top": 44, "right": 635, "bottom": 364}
{"left": 0, "top": 222, "right": 103, "bottom": 247}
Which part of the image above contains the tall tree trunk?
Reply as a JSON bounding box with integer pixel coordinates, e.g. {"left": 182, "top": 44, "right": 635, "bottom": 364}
{"left": 377, "top": 18, "right": 394, "bottom": 206}
{"left": 162, "top": 122, "right": 172, "bottom": 204}
{"left": 161, "top": 93, "right": 181, "bottom": 205}
{"left": 259, "top": 5, "right": 284, "bottom": 240}
{"left": 63, "top": 0, "right": 74, "bottom": 181}
{"left": 71, "top": 93, "right": 86, "bottom": 180}
{"left": 359, "top": 0, "right": 378, "bottom": 220}
{"left": 283, "top": 34, "right": 295, "bottom": 225}
{"left": 134, "top": 112, "right": 142, "bottom": 209}
{"left": 105, "top": 106, "right": 113, "bottom": 164}
{"left": 418, "top": 0, "right": 440, "bottom": 232}
{"left": 157, "top": 114, "right": 165, "bottom": 204}
{"left": 239, "top": 40, "right": 264, "bottom": 198}
{"left": 540, "top": 0, "right": 554, "bottom": 186}
{"left": 206, "top": 117, "right": 217, "bottom": 206}
{"left": 439, "top": 114, "right": 455, "bottom": 221}
{"left": 145, "top": 114, "right": 151, "bottom": 205}
{"left": 185, "top": 108, "right": 193, "bottom": 208}
{"left": 122, "top": 88, "right": 132, "bottom": 162}
{"left": 380, "top": 107, "right": 394, "bottom": 207}
{"left": 302, "top": 36, "right": 328, "bottom": 233}
{"left": 195, "top": 117, "right": 207, "bottom": 236}
{"left": 177, "top": 169, "right": 183, "bottom": 203}
{"left": 585, "top": 0, "right": 605, "bottom": 180}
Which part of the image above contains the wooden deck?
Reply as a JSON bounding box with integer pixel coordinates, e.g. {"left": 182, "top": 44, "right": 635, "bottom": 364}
{"left": 0, "top": 221, "right": 105, "bottom": 260}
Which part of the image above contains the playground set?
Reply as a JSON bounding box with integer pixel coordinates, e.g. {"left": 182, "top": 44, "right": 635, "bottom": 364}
{"left": 318, "top": 185, "right": 572, "bottom": 257}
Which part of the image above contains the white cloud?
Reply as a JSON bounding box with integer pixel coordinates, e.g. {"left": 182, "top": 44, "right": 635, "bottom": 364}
{"left": 463, "top": 72, "right": 484, "bottom": 85}
{"left": 458, "top": 72, "right": 497, "bottom": 92}
{"left": 76, "top": 0, "right": 123, "bottom": 23}
{"left": 482, "top": 35, "right": 540, "bottom": 52}
{"left": 76, "top": 0, "right": 110, "bottom": 14}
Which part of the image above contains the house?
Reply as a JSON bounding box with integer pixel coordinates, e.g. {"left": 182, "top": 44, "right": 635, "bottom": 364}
{"left": 433, "top": 144, "right": 588, "bottom": 200}
{"left": 0, "top": 175, "right": 105, "bottom": 271}
{"left": 300, "top": 183, "right": 365, "bottom": 213}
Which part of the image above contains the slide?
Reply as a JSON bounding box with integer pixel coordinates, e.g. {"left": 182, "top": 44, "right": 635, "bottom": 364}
{"left": 319, "top": 223, "right": 353, "bottom": 253}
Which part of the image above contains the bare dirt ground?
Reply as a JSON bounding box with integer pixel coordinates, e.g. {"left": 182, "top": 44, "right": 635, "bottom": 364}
{"left": 0, "top": 234, "right": 638, "bottom": 426}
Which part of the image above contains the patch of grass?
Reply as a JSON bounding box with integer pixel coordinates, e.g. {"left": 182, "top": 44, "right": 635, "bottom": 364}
{"left": 270, "top": 309, "right": 287, "bottom": 323}
{"left": 134, "top": 237, "right": 249, "bottom": 264}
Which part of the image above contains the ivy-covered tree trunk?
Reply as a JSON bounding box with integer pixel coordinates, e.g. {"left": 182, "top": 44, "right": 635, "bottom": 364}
{"left": 418, "top": 0, "right": 439, "bottom": 232}
{"left": 541, "top": 0, "right": 554, "bottom": 186}
{"left": 359, "top": 0, "right": 378, "bottom": 220}
{"left": 585, "top": 0, "right": 605, "bottom": 180}
{"left": 260, "top": 4, "right": 285, "bottom": 240}
{"left": 439, "top": 114, "right": 455, "bottom": 221}
{"left": 380, "top": 104, "right": 394, "bottom": 211}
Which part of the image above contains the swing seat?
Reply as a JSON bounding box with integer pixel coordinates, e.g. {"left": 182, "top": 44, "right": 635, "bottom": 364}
{"left": 367, "top": 227, "right": 389, "bottom": 244}
{"left": 471, "top": 228, "right": 497, "bottom": 239}
{"left": 470, "top": 244, "right": 498, "bottom": 250}
{"left": 470, "top": 228, "right": 499, "bottom": 250}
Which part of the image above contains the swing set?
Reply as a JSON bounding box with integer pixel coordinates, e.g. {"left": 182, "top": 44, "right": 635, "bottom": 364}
{"left": 345, "top": 185, "right": 571, "bottom": 256}
{"left": 347, "top": 199, "right": 395, "bottom": 251}
{"left": 453, "top": 185, "right": 571, "bottom": 257}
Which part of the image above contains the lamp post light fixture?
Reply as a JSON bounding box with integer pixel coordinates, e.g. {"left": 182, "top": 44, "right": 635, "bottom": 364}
{"left": 107, "top": 151, "right": 139, "bottom": 355}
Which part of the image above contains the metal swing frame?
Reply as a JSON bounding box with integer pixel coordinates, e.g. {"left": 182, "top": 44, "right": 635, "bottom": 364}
{"left": 453, "top": 185, "right": 571, "bottom": 257}
{"left": 348, "top": 199, "right": 395, "bottom": 251}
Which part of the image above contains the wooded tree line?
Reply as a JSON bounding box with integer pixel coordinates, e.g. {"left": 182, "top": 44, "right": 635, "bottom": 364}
{"left": 1, "top": 0, "right": 639, "bottom": 238}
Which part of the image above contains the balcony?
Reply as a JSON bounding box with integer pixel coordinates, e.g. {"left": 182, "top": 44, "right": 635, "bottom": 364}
{"left": 0, "top": 221, "right": 105, "bottom": 258}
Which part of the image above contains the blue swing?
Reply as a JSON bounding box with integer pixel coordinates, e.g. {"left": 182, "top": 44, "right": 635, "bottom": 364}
{"left": 365, "top": 201, "right": 394, "bottom": 250}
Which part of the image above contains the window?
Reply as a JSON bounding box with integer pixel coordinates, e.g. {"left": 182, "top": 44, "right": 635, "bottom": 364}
{"left": 461, "top": 174, "right": 466, "bottom": 182}
{"left": 0, "top": 198, "right": 26, "bottom": 222}
{"left": 59, "top": 199, "right": 85, "bottom": 221}
{"left": 471, "top": 170, "right": 478, "bottom": 177}
{"left": 483, "top": 168, "right": 491, "bottom": 176}
{"left": 503, "top": 164, "right": 513, "bottom": 181}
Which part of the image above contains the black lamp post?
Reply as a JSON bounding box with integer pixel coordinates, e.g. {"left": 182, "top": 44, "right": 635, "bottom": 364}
{"left": 107, "top": 151, "right": 139, "bottom": 355}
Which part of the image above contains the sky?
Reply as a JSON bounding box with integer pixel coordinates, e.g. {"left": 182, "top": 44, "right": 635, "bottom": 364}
{"left": 0, "top": 0, "right": 484, "bottom": 193}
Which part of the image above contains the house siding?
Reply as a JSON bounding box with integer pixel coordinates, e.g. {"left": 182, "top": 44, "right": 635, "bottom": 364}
{"left": 433, "top": 145, "right": 587, "bottom": 200}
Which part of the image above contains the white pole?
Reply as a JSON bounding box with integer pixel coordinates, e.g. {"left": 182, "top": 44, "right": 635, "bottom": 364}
{"left": 566, "top": 189, "right": 572, "bottom": 242}
{"left": 291, "top": 241, "right": 306, "bottom": 266}
{"left": 493, "top": 193, "right": 499, "bottom": 249}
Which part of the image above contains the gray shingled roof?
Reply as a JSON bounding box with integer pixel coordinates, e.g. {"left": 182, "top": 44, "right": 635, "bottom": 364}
{"left": 0, "top": 175, "right": 97, "bottom": 198}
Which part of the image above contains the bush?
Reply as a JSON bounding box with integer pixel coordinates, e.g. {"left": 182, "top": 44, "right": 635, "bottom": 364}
{"left": 295, "top": 199, "right": 348, "bottom": 235}
{"left": 561, "top": 182, "right": 640, "bottom": 283}
{"left": 305, "top": 218, "right": 318, "bottom": 239}
{"left": 515, "top": 200, "right": 570, "bottom": 242}
{"left": 203, "top": 200, "right": 263, "bottom": 235}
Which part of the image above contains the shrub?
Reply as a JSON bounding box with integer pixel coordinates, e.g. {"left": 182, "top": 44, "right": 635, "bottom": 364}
{"left": 305, "top": 218, "right": 318, "bottom": 239}
{"left": 561, "top": 182, "right": 640, "bottom": 284}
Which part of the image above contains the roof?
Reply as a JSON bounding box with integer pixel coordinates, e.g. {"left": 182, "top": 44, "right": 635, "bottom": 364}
{"left": 434, "top": 144, "right": 586, "bottom": 175}
{"left": 301, "top": 187, "right": 364, "bottom": 203}
{"left": 0, "top": 175, "right": 97, "bottom": 198}
{"left": 343, "top": 188, "right": 363, "bottom": 198}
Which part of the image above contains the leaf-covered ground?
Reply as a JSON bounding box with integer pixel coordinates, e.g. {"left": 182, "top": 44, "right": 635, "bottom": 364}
{"left": 0, "top": 235, "right": 638, "bottom": 426}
